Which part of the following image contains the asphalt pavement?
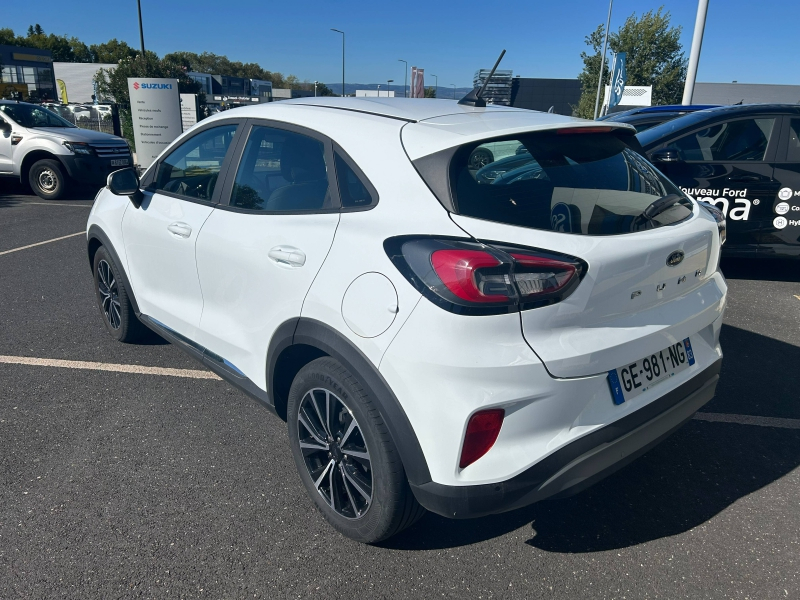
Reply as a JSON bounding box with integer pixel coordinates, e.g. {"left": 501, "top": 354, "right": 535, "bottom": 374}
{"left": 1, "top": 184, "right": 798, "bottom": 599}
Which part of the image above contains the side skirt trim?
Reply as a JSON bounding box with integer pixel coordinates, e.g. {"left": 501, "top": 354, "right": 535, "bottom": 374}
{"left": 138, "top": 314, "right": 275, "bottom": 414}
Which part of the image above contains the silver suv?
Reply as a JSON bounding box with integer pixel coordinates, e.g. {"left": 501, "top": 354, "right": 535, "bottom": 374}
{"left": 0, "top": 100, "right": 131, "bottom": 199}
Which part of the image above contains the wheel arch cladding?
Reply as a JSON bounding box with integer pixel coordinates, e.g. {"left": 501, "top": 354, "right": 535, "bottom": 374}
{"left": 86, "top": 225, "right": 140, "bottom": 315}
{"left": 269, "top": 318, "right": 432, "bottom": 486}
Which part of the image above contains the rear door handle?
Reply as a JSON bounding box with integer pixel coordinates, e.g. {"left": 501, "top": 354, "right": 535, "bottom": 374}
{"left": 167, "top": 222, "right": 192, "bottom": 238}
{"left": 727, "top": 175, "right": 761, "bottom": 183}
{"left": 268, "top": 245, "right": 306, "bottom": 267}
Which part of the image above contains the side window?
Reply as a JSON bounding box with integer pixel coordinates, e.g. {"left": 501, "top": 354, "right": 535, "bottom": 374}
{"left": 230, "top": 125, "right": 331, "bottom": 212}
{"left": 787, "top": 119, "right": 800, "bottom": 162}
{"left": 335, "top": 152, "right": 376, "bottom": 208}
{"left": 670, "top": 118, "right": 776, "bottom": 162}
{"left": 154, "top": 124, "right": 237, "bottom": 200}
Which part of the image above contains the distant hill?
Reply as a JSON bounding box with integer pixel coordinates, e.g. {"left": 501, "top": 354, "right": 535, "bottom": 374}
{"left": 326, "top": 83, "right": 473, "bottom": 99}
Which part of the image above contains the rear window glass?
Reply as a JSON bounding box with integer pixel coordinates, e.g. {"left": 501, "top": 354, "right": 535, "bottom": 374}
{"left": 447, "top": 131, "right": 693, "bottom": 235}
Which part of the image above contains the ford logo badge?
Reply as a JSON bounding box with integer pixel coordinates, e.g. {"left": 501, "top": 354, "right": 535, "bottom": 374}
{"left": 666, "top": 250, "right": 685, "bottom": 267}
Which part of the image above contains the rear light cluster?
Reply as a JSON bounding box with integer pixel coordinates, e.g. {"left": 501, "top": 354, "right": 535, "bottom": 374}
{"left": 384, "top": 236, "right": 586, "bottom": 315}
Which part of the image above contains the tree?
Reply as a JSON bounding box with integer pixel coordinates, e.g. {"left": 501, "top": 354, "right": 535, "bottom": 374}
{"left": 575, "top": 8, "right": 686, "bottom": 118}
{"left": 424, "top": 86, "right": 437, "bottom": 98}
{"left": 90, "top": 39, "right": 138, "bottom": 64}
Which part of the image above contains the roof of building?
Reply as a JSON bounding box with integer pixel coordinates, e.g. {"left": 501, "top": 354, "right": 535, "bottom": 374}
{"left": 693, "top": 83, "right": 800, "bottom": 105}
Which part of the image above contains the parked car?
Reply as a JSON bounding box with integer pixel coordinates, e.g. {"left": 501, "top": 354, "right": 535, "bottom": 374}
{"left": 638, "top": 104, "right": 800, "bottom": 258}
{"left": 599, "top": 104, "right": 720, "bottom": 132}
{"left": 87, "top": 97, "right": 726, "bottom": 543}
{"left": 467, "top": 140, "right": 527, "bottom": 169}
{"left": 0, "top": 100, "right": 131, "bottom": 199}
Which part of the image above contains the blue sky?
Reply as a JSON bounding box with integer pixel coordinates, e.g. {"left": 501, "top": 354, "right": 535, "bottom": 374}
{"left": 4, "top": 0, "right": 798, "bottom": 88}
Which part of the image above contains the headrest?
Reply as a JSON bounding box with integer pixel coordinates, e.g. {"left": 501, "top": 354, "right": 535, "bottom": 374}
{"left": 280, "top": 135, "right": 326, "bottom": 183}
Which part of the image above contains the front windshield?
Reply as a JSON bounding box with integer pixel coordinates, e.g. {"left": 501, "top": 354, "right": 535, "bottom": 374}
{"left": 637, "top": 110, "right": 719, "bottom": 148}
{"left": 0, "top": 103, "right": 76, "bottom": 128}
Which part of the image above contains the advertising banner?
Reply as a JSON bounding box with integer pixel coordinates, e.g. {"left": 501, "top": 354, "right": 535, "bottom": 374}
{"left": 608, "top": 52, "right": 627, "bottom": 109}
{"left": 180, "top": 93, "right": 199, "bottom": 131}
{"left": 410, "top": 67, "right": 425, "bottom": 98}
{"left": 127, "top": 78, "right": 182, "bottom": 168}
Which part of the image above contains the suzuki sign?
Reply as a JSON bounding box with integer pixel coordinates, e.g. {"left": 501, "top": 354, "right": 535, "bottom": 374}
{"left": 127, "top": 78, "right": 183, "bottom": 168}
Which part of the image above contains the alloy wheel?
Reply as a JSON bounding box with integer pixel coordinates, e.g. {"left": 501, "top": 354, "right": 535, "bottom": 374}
{"left": 297, "top": 388, "right": 373, "bottom": 519}
{"left": 97, "top": 259, "right": 121, "bottom": 329}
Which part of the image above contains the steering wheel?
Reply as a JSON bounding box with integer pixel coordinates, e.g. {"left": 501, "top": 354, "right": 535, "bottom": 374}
{"left": 205, "top": 172, "right": 219, "bottom": 200}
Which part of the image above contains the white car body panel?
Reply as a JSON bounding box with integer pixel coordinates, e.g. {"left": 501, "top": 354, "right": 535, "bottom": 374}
{"left": 451, "top": 208, "right": 726, "bottom": 378}
{"left": 121, "top": 190, "right": 214, "bottom": 340}
{"left": 380, "top": 295, "right": 723, "bottom": 486}
{"left": 194, "top": 210, "right": 341, "bottom": 388}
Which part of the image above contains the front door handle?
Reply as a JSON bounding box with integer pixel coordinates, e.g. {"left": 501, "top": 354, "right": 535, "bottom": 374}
{"left": 167, "top": 222, "right": 192, "bottom": 238}
{"left": 268, "top": 245, "right": 306, "bottom": 268}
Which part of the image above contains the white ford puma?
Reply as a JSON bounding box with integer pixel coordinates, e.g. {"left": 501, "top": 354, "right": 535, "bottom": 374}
{"left": 87, "top": 97, "right": 726, "bottom": 543}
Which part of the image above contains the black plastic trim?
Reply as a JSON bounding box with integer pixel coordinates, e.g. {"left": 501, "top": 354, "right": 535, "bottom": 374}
{"left": 86, "top": 225, "right": 140, "bottom": 315}
{"left": 288, "top": 318, "right": 432, "bottom": 486}
{"left": 137, "top": 314, "right": 276, "bottom": 414}
{"left": 331, "top": 142, "right": 380, "bottom": 212}
{"left": 411, "top": 358, "right": 722, "bottom": 518}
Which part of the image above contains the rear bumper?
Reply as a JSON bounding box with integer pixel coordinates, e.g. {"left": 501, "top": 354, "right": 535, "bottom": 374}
{"left": 410, "top": 358, "right": 721, "bottom": 519}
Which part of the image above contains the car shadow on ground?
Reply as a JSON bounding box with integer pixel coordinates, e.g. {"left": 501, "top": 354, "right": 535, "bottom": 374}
{"left": 0, "top": 179, "right": 101, "bottom": 204}
{"left": 384, "top": 324, "right": 800, "bottom": 552}
{"left": 721, "top": 257, "right": 800, "bottom": 283}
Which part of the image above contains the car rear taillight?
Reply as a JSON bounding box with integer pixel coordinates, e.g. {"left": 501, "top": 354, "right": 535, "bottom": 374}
{"left": 384, "top": 236, "right": 586, "bottom": 316}
{"left": 459, "top": 409, "right": 505, "bottom": 469}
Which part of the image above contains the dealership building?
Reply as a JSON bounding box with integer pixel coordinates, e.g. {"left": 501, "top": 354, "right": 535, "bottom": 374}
{"left": 0, "top": 44, "right": 56, "bottom": 101}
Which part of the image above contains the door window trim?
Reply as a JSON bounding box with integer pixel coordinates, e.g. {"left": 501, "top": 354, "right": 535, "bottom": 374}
{"left": 332, "top": 142, "right": 380, "bottom": 212}
{"left": 215, "top": 118, "right": 342, "bottom": 215}
{"left": 658, "top": 115, "right": 783, "bottom": 164}
{"left": 774, "top": 115, "right": 798, "bottom": 163}
{"left": 141, "top": 118, "right": 246, "bottom": 206}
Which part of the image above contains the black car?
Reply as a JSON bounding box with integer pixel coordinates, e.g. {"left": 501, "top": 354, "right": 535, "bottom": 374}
{"left": 638, "top": 104, "right": 800, "bottom": 259}
{"left": 599, "top": 104, "right": 719, "bottom": 133}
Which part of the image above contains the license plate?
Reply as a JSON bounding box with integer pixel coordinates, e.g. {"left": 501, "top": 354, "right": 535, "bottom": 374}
{"left": 110, "top": 159, "right": 129, "bottom": 167}
{"left": 607, "top": 338, "right": 695, "bottom": 405}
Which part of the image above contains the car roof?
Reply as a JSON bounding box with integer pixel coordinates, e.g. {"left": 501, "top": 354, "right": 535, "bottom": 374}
{"left": 230, "top": 97, "right": 531, "bottom": 123}
{"left": 202, "top": 98, "right": 636, "bottom": 160}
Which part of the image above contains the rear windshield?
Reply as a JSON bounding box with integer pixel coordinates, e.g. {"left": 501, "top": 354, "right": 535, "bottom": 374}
{"left": 446, "top": 131, "right": 693, "bottom": 235}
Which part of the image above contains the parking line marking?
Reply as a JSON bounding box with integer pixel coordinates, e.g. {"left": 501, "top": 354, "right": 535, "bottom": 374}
{"left": 23, "top": 202, "right": 94, "bottom": 207}
{"left": 0, "top": 355, "right": 221, "bottom": 380}
{"left": 0, "top": 232, "right": 85, "bottom": 256}
{"left": 693, "top": 412, "right": 800, "bottom": 430}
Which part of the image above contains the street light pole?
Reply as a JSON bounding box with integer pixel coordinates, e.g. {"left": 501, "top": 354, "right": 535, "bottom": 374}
{"left": 387, "top": 79, "right": 393, "bottom": 98}
{"left": 136, "top": 0, "right": 146, "bottom": 57}
{"left": 331, "top": 29, "right": 345, "bottom": 97}
{"left": 398, "top": 59, "right": 408, "bottom": 98}
{"left": 314, "top": 81, "right": 318, "bottom": 97}
{"left": 431, "top": 74, "right": 438, "bottom": 98}
{"left": 593, "top": 0, "right": 613, "bottom": 120}
{"left": 682, "top": 0, "right": 709, "bottom": 105}
{"left": 451, "top": 84, "right": 456, "bottom": 99}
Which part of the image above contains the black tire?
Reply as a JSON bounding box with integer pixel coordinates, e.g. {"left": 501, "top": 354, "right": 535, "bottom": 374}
{"left": 92, "top": 246, "right": 148, "bottom": 343}
{"left": 468, "top": 148, "right": 494, "bottom": 170}
{"left": 287, "top": 357, "right": 426, "bottom": 543}
{"left": 28, "top": 159, "right": 68, "bottom": 200}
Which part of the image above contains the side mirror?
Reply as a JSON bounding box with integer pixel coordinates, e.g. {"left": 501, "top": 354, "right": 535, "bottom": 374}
{"left": 650, "top": 148, "right": 681, "bottom": 163}
{"left": 107, "top": 168, "right": 143, "bottom": 208}
{"left": 0, "top": 120, "right": 10, "bottom": 133}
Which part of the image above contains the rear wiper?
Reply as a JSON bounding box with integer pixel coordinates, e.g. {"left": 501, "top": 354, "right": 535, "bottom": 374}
{"left": 642, "top": 193, "right": 684, "bottom": 220}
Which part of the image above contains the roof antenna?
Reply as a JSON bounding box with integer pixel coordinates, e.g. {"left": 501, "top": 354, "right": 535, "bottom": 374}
{"left": 459, "top": 49, "right": 506, "bottom": 108}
